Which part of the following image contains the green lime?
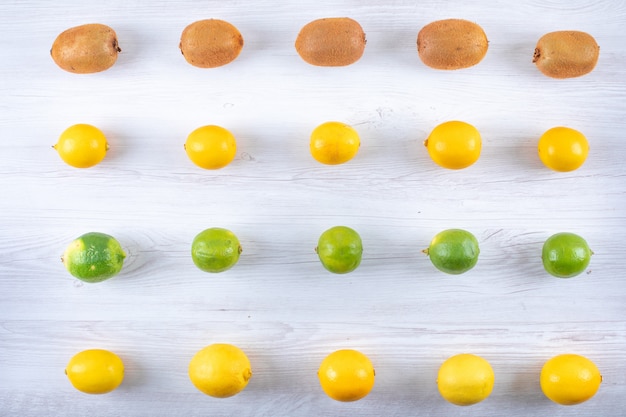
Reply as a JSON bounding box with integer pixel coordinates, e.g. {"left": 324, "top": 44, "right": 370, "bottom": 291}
{"left": 425, "top": 229, "right": 479, "bottom": 275}
{"left": 316, "top": 226, "right": 363, "bottom": 274}
{"left": 62, "top": 232, "right": 126, "bottom": 283}
{"left": 191, "top": 228, "right": 242, "bottom": 273}
{"left": 542, "top": 232, "right": 592, "bottom": 278}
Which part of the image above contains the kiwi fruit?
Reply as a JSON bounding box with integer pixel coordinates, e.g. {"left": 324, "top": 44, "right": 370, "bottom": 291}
{"left": 417, "top": 19, "right": 488, "bottom": 70}
{"left": 295, "top": 17, "right": 366, "bottom": 66}
{"left": 533, "top": 31, "right": 599, "bottom": 79}
{"left": 179, "top": 19, "right": 244, "bottom": 68}
{"left": 50, "top": 24, "right": 120, "bottom": 74}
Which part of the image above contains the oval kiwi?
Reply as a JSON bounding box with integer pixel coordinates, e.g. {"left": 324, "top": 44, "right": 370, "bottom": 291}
{"left": 179, "top": 19, "right": 244, "bottom": 68}
{"left": 417, "top": 19, "right": 488, "bottom": 70}
{"left": 295, "top": 17, "right": 366, "bottom": 67}
{"left": 50, "top": 23, "right": 120, "bottom": 74}
{"left": 533, "top": 31, "right": 599, "bottom": 79}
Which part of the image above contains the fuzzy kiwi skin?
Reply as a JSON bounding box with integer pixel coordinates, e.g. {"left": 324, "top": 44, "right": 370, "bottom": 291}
{"left": 51, "top": 24, "right": 120, "bottom": 74}
{"left": 533, "top": 31, "right": 599, "bottom": 79}
{"left": 179, "top": 19, "right": 244, "bottom": 68}
{"left": 417, "top": 19, "right": 488, "bottom": 70}
{"left": 295, "top": 17, "right": 366, "bottom": 67}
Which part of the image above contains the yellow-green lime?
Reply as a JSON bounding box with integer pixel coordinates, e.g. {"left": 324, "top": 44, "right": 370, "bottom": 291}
{"left": 316, "top": 226, "right": 363, "bottom": 274}
{"left": 191, "top": 228, "right": 242, "bottom": 273}
{"left": 425, "top": 229, "right": 479, "bottom": 275}
{"left": 542, "top": 232, "right": 592, "bottom": 278}
{"left": 62, "top": 232, "right": 126, "bottom": 283}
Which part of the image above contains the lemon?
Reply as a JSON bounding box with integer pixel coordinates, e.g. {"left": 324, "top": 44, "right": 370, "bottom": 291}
{"left": 191, "top": 228, "right": 242, "bottom": 273}
{"left": 437, "top": 353, "right": 494, "bottom": 406}
{"left": 310, "top": 121, "right": 360, "bottom": 165}
{"left": 316, "top": 226, "right": 363, "bottom": 274}
{"left": 188, "top": 343, "right": 252, "bottom": 398}
{"left": 424, "top": 121, "right": 481, "bottom": 169}
{"left": 542, "top": 232, "right": 592, "bottom": 278}
{"left": 185, "top": 125, "right": 237, "bottom": 169}
{"left": 538, "top": 127, "right": 589, "bottom": 172}
{"left": 424, "top": 229, "right": 479, "bottom": 275}
{"left": 540, "top": 354, "right": 602, "bottom": 405}
{"left": 65, "top": 349, "right": 124, "bottom": 394}
{"left": 53, "top": 124, "right": 109, "bottom": 168}
{"left": 62, "top": 232, "right": 126, "bottom": 283}
{"left": 318, "top": 349, "right": 375, "bottom": 402}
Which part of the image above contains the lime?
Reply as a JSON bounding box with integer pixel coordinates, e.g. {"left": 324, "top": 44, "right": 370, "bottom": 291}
{"left": 191, "top": 228, "right": 242, "bottom": 273}
{"left": 316, "top": 226, "right": 363, "bottom": 274}
{"left": 65, "top": 349, "right": 124, "bottom": 394}
{"left": 62, "top": 232, "right": 126, "bottom": 283}
{"left": 189, "top": 343, "right": 252, "bottom": 398}
{"left": 318, "top": 349, "right": 375, "bottom": 402}
{"left": 437, "top": 353, "right": 494, "bottom": 406}
{"left": 542, "top": 232, "right": 592, "bottom": 278}
{"left": 425, "top": 229, "right": 479, "bottom": 274}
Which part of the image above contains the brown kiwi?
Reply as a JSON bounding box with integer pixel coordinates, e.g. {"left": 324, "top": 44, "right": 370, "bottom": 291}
{"left": 533, "top": 31, "right": 599, "bottom": 79}
{"left": 50, "top": 24, "right": 120, "bottom": 74}
{"left": 179, "top": 19, "right": 244, "bottom": 68}
{"left": 295, "top": 17, "right": 366, "bottom": 66}
{"left": 417, "top": 19, "right": 488, "bottom": 70}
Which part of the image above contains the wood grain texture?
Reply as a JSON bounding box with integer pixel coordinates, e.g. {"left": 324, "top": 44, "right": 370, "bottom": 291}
{"left": 1, "top": 0, "right": 625, "bottom": 416}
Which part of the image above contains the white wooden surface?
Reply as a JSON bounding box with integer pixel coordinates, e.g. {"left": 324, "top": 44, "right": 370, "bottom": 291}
{"left": 1, "top": 0, "right": 625, "bottom": 415}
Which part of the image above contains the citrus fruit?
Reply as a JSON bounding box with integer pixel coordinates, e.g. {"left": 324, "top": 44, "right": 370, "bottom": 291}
{"left": 53, "top": 124, "right": 109, "bottom": 168}
{"left": 316, "top": 226, "right": 363, "bottom": 274}
{"left": 424, "top": 121, "right": 481, "bottom": 169}
{"left": 424, "top": 229, "right": 479, "bottom": 275}
{"left": 540, "top": 354, "right": 602, "bottom": 405}
{"left": 310, "top": 121, "right": 360, "bottom": 165}
{"left": 542, "top": 232, "right": 592, "bottom": 278}
{"left": 191, "top": 227, "right": 241, "bottom": 273}
{"left": 65, "top": 349, "right": 124, "bottom": 394}
{"left": 538, "top": 127, "right": 589, "bottom": 172}
{"left": 318, "top": 349, "right": 375, "bottom": 402}
{"left": 62, "top": 232, "right": 126, "bottom": 283}
{"left": 188, "top": 343, "right": 252, "bottom": 398}
{"left": 437, "top": 353, "right": 494, "bottom": 406}
{"left": 184, "top": 125, "right": 237, "bottom": 169}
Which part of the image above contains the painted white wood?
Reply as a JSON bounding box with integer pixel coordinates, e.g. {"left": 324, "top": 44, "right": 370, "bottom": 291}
{"left": 1, "top": 0, "right": 625, "bottom": 415}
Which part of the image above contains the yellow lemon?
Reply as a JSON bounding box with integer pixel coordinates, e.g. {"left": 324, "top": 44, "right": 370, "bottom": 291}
{"left": 437, "top": 353, "right": 494, "bottom": 406}
{"left": 318, "top": 349, "right": 375, "bottom": 402}
{"left": 189, "top": 343, "right": 252, "bottom": 398}
{"left": 54, "top": 124, "right": 109, "bottom": 168}
{"left": 310, "top": 121, "right": 360, "bottom": 165}
{"left": 185, "top": 125, "right": 237, "bottom": 169}
{"left": 538, "top": 127, "right": 589, "bottom": 172}
{"left": 540, "top": 354, "right": 602, "bottom": 405}
{"left": 65, "top": 349, "right": 124, "bottom": 394}
{"left": 424, "top": 121, "right": 481, "bottom": 169}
